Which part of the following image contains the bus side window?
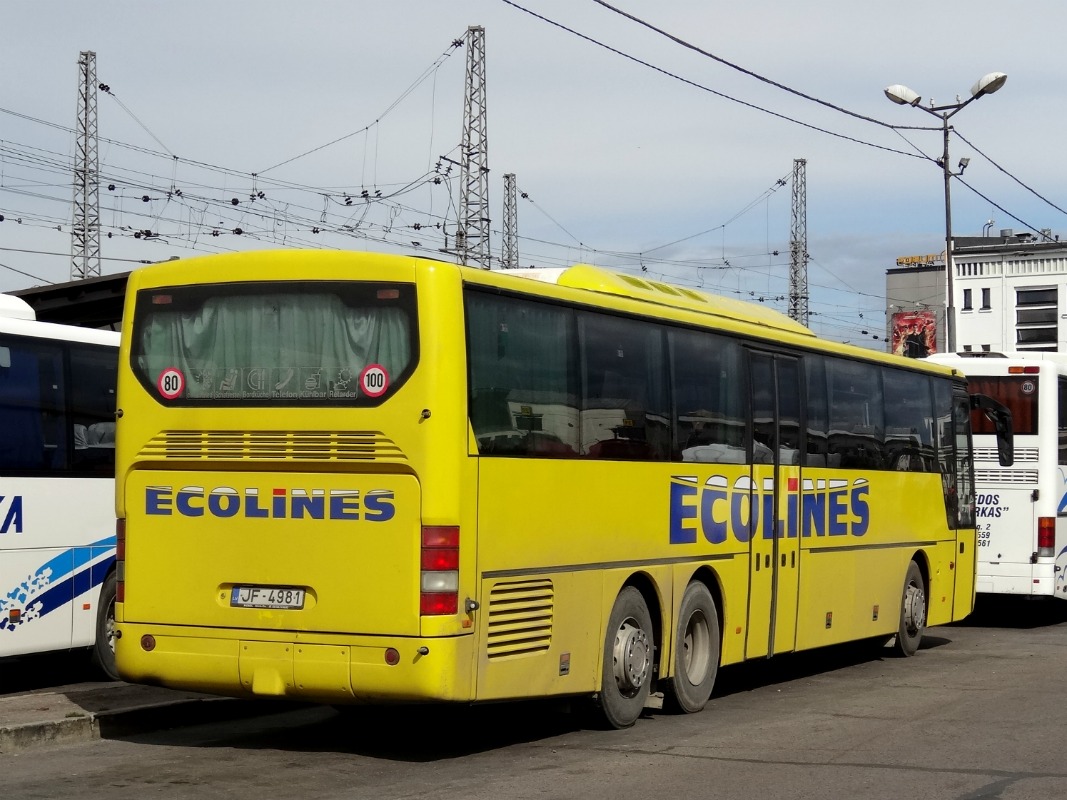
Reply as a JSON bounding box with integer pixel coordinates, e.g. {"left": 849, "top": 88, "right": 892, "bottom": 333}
{"left": 465, "top": 291, "right": 580, "bottom": 458}
{"left": 883, "top": 368, "right": 937, "bottom": 472}
{"left": 579, "top": 312, "right": 668, "bottom": 461}
{"left": 70, "top": 344, "right": 118, "bottom": 473}
{"left": 804, "top": 354, "right": 830, "bottom": 467}
{"left": 0, "top": 337, "right": 53, "bottom": 469}
{"left": 827, "top": 358, "right": 885, "bottom": 470}
{"left": 669, "top": 329, "right": 745, "bottom": 463}
{"left": 1059, "top": 376, "right": 1067, "bottom": 466}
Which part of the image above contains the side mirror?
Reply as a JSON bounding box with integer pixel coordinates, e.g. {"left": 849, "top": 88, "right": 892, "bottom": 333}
{"left": 971, "top": 393, "right": 1013, "bottom": 467}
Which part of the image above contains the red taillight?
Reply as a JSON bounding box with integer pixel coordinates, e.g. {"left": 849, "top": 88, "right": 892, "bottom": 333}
{"left": 422, "top": 526, "right": 459, "bottom": 547}
{"left": 421, "top": 549, "right": 459, "bottom": 571}
{"left": 1038, "top": 517, "right": 1055, "bottom": 556}
{"left": 115, "top": 518, "right": 126, "bottom": 603}
{"left": 420, "top": 593, "right": 459, "bottom": 615}
{"left": 116, "top": 518, "right": 126, "bottom": 560}
{"left": 420, "top": 526, "right": 459, "bottom": 616}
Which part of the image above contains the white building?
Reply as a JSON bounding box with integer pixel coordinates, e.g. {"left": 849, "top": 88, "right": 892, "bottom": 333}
{"left": 955, "top": 230, "right": 1066, "bottom": 353}
{"left": 885, "top": 230, "right": 1067, "bottom": 356}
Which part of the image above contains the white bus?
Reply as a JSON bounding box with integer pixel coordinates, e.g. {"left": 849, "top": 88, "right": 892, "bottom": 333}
{"left": 0, "top": 294, "right": 121, "bottom": 676}
{"left": 929, "top": 351, "right": 1067, "bottom": 600}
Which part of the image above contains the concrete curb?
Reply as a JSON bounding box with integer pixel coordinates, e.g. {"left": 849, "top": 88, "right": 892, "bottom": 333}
{"left": 0, "top": 694, "right": 281, "bottom": 755}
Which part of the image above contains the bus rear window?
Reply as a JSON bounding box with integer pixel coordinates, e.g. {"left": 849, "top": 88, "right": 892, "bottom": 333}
{"left": 967, "top": 375, "right": 1037, "bottom": 436}
{"left": 132, "top": 282, "right": 417, "bottom": 405}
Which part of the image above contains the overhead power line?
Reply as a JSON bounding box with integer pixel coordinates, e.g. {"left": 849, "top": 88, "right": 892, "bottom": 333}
{"left": 588, "top": 0, "right": 936, "bottom": 133}
{"left": 258, "top": 35, "right": 466, "bottom": 175}
{"left": 954, "top": 131, "right": 1067, "bottom": 219}
{"left": 502, "top": 0, "right": 1066, "bottom": 235}
{"left": 498, "top": 0, "right": 930, "bottom": 159}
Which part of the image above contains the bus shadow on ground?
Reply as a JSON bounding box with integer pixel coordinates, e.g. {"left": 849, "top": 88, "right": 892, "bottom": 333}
{"left": 1, "top": 651, "right": 105, "bottom": 695}
{"left": 955, "top": 594, "right": 1067, "bottom": 629}
{"left": 710, "top": 637, "right": 916, "bottom": 699}
{"left": 127, "top": 630, "right": 978, "bottom": 760}
{"left": 167, "top": 644, "right": 913, "bottom": 760}
{"left": 162, "top": 699, "right": 593, "bottom": 761}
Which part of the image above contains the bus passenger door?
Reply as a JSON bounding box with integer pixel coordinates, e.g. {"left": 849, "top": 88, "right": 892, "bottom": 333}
{"left": 746, "top": 352, "right": 801, "bottom": 659}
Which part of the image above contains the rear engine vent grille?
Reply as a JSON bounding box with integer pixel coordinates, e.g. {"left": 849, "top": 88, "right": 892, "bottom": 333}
{"left": 486, "top": 578, "right": 553, "bottom": 659}
{"left": 975, "top": 446, "right": 1037, "bottom": 463}
{"left": 975, "top": 469, "right": 1038, "bottom": 484}
{"left": 138, "top": 430, "right": 406, "bottom": 462}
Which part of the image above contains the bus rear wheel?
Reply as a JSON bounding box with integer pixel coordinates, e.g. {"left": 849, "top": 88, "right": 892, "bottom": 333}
{"left": 895, "top": 561, "right": 926, "bottom": 657}
{"left": 92, "top": 572, "right": 120, "bottom": 681}
{"left": 597, "top": 587, "right": 654, "bottom": 729}
{"left": 667, "top": 581, "right": 719, "bottom": 714}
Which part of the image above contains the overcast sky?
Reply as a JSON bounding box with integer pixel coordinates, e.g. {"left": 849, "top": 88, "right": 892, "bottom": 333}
{"left": 3, "top": 1, "right": 1065, "bottom": 347}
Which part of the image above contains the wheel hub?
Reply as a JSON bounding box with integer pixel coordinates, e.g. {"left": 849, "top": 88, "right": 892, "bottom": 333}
{"left": 903, "top": 583, "right": 926, "bottom": 635}
{"left": 683, "top": 610, "right": 711, "bottom": 682}
{"left": 613, "top": 621, "right": 650, "bottom": 695}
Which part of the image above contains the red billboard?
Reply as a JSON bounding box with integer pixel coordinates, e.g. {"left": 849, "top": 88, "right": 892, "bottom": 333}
{"left": 891, "top": 310, "right": 937, "bottom": 357}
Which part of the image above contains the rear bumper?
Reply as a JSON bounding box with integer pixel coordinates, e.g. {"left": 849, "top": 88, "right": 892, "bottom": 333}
{"left": 978, "top": 561, "right": 1065, "bottom": 598}
{"left": 115, "top": 620, "right": 475, "bottom": 704}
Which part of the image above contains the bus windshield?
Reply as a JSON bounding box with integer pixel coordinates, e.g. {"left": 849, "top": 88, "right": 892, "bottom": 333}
{"left": 131, "top": 282, "right": 418, "bottom": 404}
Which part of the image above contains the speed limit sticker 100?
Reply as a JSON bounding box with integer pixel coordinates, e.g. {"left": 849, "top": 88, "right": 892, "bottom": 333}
{"left": 157, "top": 367, "right": 185, "bottom": 399}
{"left": 359, "top": 364, "right": 389, "bottom": 398}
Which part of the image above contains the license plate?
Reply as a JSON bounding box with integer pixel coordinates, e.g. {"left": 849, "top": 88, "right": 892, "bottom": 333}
{"left": 230, "top": 586, "right": 305, "bottom": 609}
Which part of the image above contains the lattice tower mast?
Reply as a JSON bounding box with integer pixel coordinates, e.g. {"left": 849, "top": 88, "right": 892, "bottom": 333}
{"left": 458, "top": 25, "right": 490, "bottom": 269}
{"left": 501, "top": 173, "right": 518, "bottom": 268}
{"left": 71, "top": 50, "right": 102, "bottom": 280}
{"left": 788, "top": 158, "right": 809, "bottom": 326}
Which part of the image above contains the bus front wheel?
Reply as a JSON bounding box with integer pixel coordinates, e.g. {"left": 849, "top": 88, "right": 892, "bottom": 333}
{"left": 92, "top": 572, "right": 120, "bottom": 681}
{"left": 667, "top": 581, "right": 719, "bottom": 714}
{"left": 597, "top": 587, "right": 654, "bottom": 729}
{"left": 895, "top": 561, "right": 926, "bottom": 657}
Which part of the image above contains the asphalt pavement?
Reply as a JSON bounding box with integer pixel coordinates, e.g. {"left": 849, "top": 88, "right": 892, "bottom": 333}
{"left": 0, "top": 679, "right": 280, "bottom": 754}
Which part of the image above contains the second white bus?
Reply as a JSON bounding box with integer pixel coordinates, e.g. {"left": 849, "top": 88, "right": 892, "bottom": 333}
{"left": 0, "top": 294, "right": 121, "bottom": 676}
{"left": 930, "top": 351, "right": 1067, "bottom": 600}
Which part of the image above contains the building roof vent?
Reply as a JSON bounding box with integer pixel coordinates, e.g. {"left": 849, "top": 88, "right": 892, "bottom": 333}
{"left": 999, "top": 228, "right": 1014, "bottom": 237}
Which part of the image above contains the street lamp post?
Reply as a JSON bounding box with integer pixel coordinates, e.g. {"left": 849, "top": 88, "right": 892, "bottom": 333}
{"left": 884, "top": 72, "right": 1007, "bottom": 354}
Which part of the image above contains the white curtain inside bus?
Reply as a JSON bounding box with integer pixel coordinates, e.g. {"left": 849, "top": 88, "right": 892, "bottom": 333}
{"left": 138, "top": 294, "right": 410, "bottom": 400}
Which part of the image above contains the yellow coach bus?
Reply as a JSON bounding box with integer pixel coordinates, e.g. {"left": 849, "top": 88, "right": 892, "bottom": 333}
{"left": 113, "top": 250, "right": 1011, "bottom": 728}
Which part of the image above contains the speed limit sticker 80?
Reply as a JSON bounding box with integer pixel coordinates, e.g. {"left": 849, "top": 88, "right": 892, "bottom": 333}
{"left": 157, "top": 367, "right": 185, "bottom": 400}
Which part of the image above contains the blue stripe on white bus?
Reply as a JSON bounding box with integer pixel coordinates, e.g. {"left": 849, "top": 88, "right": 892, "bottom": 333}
{"left": 1, "top": 541, "right": 116, "bottom": 632}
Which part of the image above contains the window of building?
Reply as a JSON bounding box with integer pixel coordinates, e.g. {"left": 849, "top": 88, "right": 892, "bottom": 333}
{"left": 981, "top": 288, "right": 991, "bottom": 310}
{"left": 962, "top": 288, "right": 973, "bottom": 311}
{"left": 1015, "top": 286, "right": 1058, "bottom": 351}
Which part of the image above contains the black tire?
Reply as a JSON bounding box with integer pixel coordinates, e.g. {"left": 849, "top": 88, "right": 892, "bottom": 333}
{"left": 597, "top": 586, "right": 655, "bottom": 729}
{"left": 895, "top": 561, "right": 926, "bottom": 657}
{"left": 92, "top": 571, "right": 120, "bottom": 681}
{"left": 667, "top": 581, "right": 720, "bottom": 714}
